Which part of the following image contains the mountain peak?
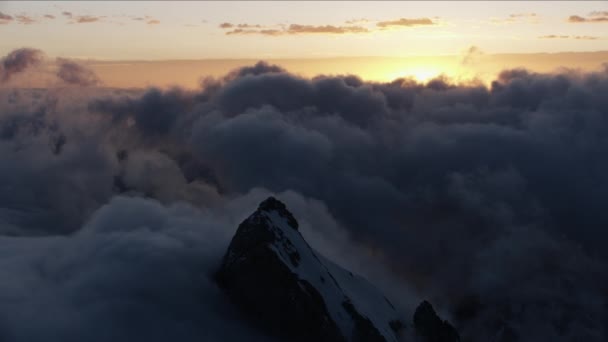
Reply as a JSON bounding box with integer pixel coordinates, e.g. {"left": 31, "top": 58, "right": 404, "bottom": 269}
{"left": 257, "top": 196, "right": 299, "bottom": 230}
{"left": 217, "top": 197, "right": 403, "bottom": 341}
{"left": 414, "top": 300, "right": 460, "bottom": 342}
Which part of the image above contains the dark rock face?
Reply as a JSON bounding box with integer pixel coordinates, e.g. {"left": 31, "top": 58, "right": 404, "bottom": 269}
{"left": 413, "top": 301, "right": 460, "bottom": 342}
{"left": 216, "top": 197, "right": 402, "bottom": 342}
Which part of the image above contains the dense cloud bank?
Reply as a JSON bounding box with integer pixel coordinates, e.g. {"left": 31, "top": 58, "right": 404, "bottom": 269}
{"left": 1, "top": 51, "right": 607, "bottom": 341}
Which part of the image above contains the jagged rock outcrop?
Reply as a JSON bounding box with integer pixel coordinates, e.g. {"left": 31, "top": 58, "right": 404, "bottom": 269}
{"left": 413, "top": 301, "right": 460, "bottom": 342}
{"left": 216, "top": 197, "right": 404, "bottom": 342}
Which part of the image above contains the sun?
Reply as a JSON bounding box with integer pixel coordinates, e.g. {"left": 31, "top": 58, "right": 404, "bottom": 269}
{"left": 406, "top": 67, "right": 442, "bottom": 82}
{"left": 365, "top": 63, "right": 449, "bottom": 83}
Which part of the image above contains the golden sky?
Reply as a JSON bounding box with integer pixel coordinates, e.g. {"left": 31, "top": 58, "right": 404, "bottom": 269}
{"left": 1, "top": 1, "right": 607, "bottom": 86}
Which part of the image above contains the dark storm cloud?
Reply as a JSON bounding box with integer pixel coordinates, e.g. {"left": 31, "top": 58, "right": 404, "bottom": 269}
{"left": 93, "top": 63, "right": 608, "bottom": 340}
{"left": 376, "top": 17, "right": 435, "bottom": 28}
{"left": 56, "top": 58, "right": 101, "bottom": 86}
{"left": 2, "top": 51, "right": 608, "bottom": 341}
{"left": 0, "top": 48, "right": 44, "bottom": 83}
{"left": 0, "top": 195, "right": 281, "bottom": 342}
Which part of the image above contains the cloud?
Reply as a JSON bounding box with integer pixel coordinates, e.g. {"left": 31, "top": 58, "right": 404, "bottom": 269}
{"left": 568, "top": 14, "right": 608, "bottom": 23}
{"left": 16, "top": 15, "right": 36, "bottom": 25}
{"left": 44, "top": 14, "right": 55, "bottom": 19}
{"left": 0, "top": 194, "right": 283, "bottom": 342}
{"left": 539, "top": 34, "right": 600, "bottom": 40}
{"left": 461, "top": 45, "right": 484, "bottom": 66}
{"left": 589, "top": 11, "right": 608, "bottom": 17}
{"left": 0, "top": 48, "right": 44, "bottom": 83}
{"left": 75, "top": 15, "right": 101, "bottom": 23}
{"left": 219, "top": 22, "right": 233, "bottom": 28}
{"left": 491, "top": 13, "right": 539, "bottom": 24}
{"left": 509, "top": 13, "right": 537, "bottom": 18}
{"left": 287, "top": 24, "right": 368, "bottom": 34}
{"left": 376, "top": 17, "right": 435, "bottom": 28}
{"left": 0, "top": 11, "right": 13, "bottom": 23}
{"left": 56, "top": 58, "right": 101, "bottom": 86}
{"left": 539, "top": 34, "right": 570, "bottom": 39}
{"left": 538, "top": 34, "right": 600, "bottom": 40}
{"left": 92, "top": 63, "right": 608, "bottom": 341}
{"left": 62, "top": 11, "right": 72, "bottom": 18}
{"left": 1, "top": 49, "right": 608, "bottom": 341}
{"left": 223, "top": 23, "right": 369, "bottom": 36}
{"left": 225, "top": 28, "right": 283, "bottom": 36}
{"left": 147, "top": 19, "right": 160, "bottom": 25}
{"left": 345, "top": 18, "right": 370, "bottom": 25}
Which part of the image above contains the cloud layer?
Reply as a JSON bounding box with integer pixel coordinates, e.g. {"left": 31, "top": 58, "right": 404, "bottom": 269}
{"left": 0, "top": 49, "right": 607, "bottom": 341}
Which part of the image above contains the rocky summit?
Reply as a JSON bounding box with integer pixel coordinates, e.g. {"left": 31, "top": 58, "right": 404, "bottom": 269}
{"left": 216, "top": 197, "right": 405, "bottom": 342}
{"left": 413, "top": 301, "right": 460, "bottom": 342}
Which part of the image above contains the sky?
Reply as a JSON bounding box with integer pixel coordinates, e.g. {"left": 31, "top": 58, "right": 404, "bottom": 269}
{"left": 1, "top": 1, "right": 608, "bottom": 85}
{"left": 1, "top": 1, "right": 607, "bottom": 60}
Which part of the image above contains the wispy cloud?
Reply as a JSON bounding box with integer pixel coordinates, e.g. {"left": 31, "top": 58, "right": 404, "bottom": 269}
{"left": 44, "top": 14, "right": 55, "bottom": 20}
{"left": 147, "top": 19, "right": 160, "bottom": 25}
{"left": 461, "top": 45, "right": 484, "bottom": 66}
{"left": 539, "top": 34, "right": 599, "bottom": 40}
{"left": 345, "top": 18, "right": 370, "bottom": 25}
{"left": 287, "top": 24, "right": 368, "bottom": 34}
{"left": 75, "top": 15, "right": 101, "bottom": 24}
{"left": 16, "top": 15, "right": 36, "bottom": 25}
{"left": 568, "top": 13, "right": 608, "bottom": 23}
{"left": 226, "top": 28, "right": 283, "bottom": 36}
{"left": 219, "top": 23, "right": 263, "bottom": 29}
{"left": 221, "top": 23, "right": 369, "bottom": 36}
{"left": 376, "top": 17, "right": 435, "bottom": 28}
{"left": 0, "top": 11, "right": 13, "bottom": 24}
{"left": 490, "top": 13, "right": 539, "bottom": 25}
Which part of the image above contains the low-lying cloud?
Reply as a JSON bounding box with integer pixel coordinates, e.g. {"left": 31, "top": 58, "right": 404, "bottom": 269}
{"left": 0, "top": 48, "right": 44, "bottom": 83}
{"left": 56, "top": 58, "right": 101, "bottom": 86}
{"left": 0, "top": 48, "right": 607, "bottom": 341}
